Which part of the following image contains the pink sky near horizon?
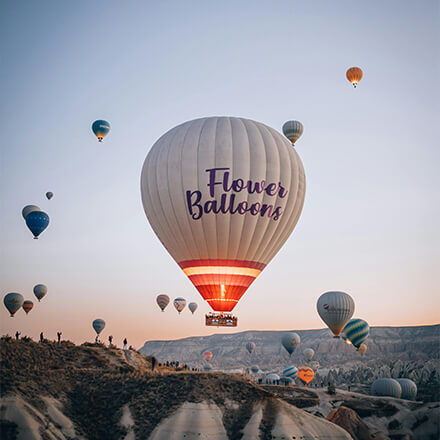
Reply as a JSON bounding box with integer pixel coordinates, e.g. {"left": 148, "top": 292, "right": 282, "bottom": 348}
{"left": 1, "top": 0, "right": 439, "bottom": 349}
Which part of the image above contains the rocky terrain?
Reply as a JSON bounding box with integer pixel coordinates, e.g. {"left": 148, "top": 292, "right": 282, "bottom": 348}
{"left": 1, "top": 336, "right": 439, "bottom": 439}
{"left": 141, "top": 324, "right": 440, "bottom": 402}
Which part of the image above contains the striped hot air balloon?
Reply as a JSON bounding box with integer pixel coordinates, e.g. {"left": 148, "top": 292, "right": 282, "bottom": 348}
{"left": 282, "top": 120, "right": 304, "bottom": 145}
{"left": 141, "top": 117, "right": 306, "bottom": 314}
{"left": 22, "top": 300, "right": 34, "bottom": 315}
{"left": 156, "top": 294, "right": 170, "bottom": 312}
{"left": 343, "top": 318, "right": 369, "bottom": 349}
{"left": 282, "top": 365, "right": 298, "bottom": 379}
{"left": 346, "top": 67, "right": 363, "bottom": 88}
{"left": 297, "top": 366, "right": 314, "bottom": 386}
{"left": 371, "top": 378, "right": 401, "bottom": 398}
{"left": 396, "top": 379, "right": 417, "bottom": 400}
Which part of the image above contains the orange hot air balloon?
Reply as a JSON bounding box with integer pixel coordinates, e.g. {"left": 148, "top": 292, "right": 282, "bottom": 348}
{"left": 346, "top": 67, "right": 363, "bottom": 88}
{"left": 204, "top": 351, "right": 213, "bottom": 363}
{"left": 141, "top": 117, "right": 306, "bottom": 316}
{"left": 297, "top": 366, "right": 314, "bottom": 387}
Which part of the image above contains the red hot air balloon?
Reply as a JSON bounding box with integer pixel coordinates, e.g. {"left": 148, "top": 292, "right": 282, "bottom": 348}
{"left": 297, "top": 366, "right": 314, "bottom": 387}
{"left": 203, "top": 351, "right": 213, "bottom": 363}
{"left": 22, "top": 300, "right": 34, "bottom": 315}
{"left": 141, "top": 117, "right": 306, "bottom": 325}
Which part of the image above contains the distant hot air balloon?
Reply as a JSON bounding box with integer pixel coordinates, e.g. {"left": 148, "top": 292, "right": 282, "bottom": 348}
{"left": 265, "top": 373, "right": 280, "bottom": 384}
{"left": 346, "top": 67, "right": 363, "bottom": 88}
{"left": 3, "top": 293, "right": 24, "bottom": 317}
{"left": 343, "top": 318, "right": 369, "bottom": 349}
{"left": 297, "top": 366, "right": 314, "bottom": 387}
{"left": 282, "top": 120, "right": 304, "bottom": 145}
{"left": 141, "top": 117, "right": 306, "bottom": 317}
{"left": 245, "top": 342, "right": 256, "bottom": 354}
{"left": 282, "top": 365, "right": 298, "bottom": 379}
{"left": 371, "top": 378, "right": 401, "bottom": 398}
{"left": 203, "top": 365, "right": 212, "bottom": 371}
{"left": 33, "top": 284, "right": 47, "bottom": 302}
{"left": 25, "top": 211, "right": 49, "bottom": 239}
{"left": 46, "top": 192, "right": 53, "bottom": 200}
{"left": 22, "top": 205, "right": 41, "bottom": 219}
{"left": 250, "top": 365, "right": 259, "bottom": 374}
{"left": 280, "top": 377, "right": 294, "bottom": 385}
{"left": 203, "top": 351, "right": 213, "bottom": 363}
{"left": 173, "top": 297, "right": 186, "bottom": 314}
{"left": 303, "top": 348, "right": 314, "bottom": 362}
{"left": 309, "top": 361, "right": 320, "bottom": 371}
{"left": 358, "top": 344, "right": 367, "bottom": 356}
{"left": 92, "top": 318, "right": 106, "bottom": 335}
{"left": 92, "top": 120, "right": 110, "bottom": 142}
{"left": 281, "top": 332, "right": 300, "bottom": 356}
{"left": 396, "top": 379, "right": 417, "bottom": 400}
{"left": 317, "top": 291, "right": 355, "bottom": 338}
{"left": 188, "top": 302, "right": 198, "bottom": 314}
{"left": 156, "top": 294, "right": 170, "bottom": 312}
{"left": 22, "top": 300, "right": 34, "bottom": 315}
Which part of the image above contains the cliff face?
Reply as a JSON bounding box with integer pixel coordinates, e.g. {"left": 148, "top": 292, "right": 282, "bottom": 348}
{"left": 140, "top": 325, "right": 440, "bottom": 370}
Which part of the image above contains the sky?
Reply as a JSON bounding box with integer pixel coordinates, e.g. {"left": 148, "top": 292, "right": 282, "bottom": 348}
{"left": 0, "top": 0, "right": 438, "bottom": 349}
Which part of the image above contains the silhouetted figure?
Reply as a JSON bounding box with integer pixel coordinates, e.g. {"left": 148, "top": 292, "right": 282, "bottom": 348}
{"left": 108, "top": 335, "right": 113, "bottom": 346}
{"left": 95, "top": 335, "right": 98, "bottom": 343}
{"left": 151, "top": 356, "right": 157, "bottom": 371}
{"left": 348, "top": 385, "right": 351, "bottom": 392}
{"left": 57, "top": 332, "right": 62, "bottom": 343}
{"left": 123, "top": 338, "right": 127, "bottom": 350}
{"left": 40, "top": 332, "right": 44, "bottom": 343}
{"left": 15, "top": 331, "right": 20, "bottom": 340}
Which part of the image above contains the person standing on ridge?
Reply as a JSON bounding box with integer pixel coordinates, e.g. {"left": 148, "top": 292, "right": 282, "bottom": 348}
{"left": 40, "top": 332, "right": 44, "bottom": 343}
{"left": 151, "top": 356, "right": 157, "bottom": 371}
{"left": 57, "top": 332, "right": 62, "bottom": 343}
{"left": 108, "top": 335, "right": 113, "bottom": 346}
{"left": 15, "top": 331, "right": 20, "bottom": 340}
{"left": 123, "top": 338, "right": 127, "bottom": 350}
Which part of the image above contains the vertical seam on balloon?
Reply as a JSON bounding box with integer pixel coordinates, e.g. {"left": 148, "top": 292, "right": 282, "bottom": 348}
{"left": 164, "top": 124, "right": 193, "bottom": 260}
{"left": 179, "top": 120, "right": 202, "bottom": 261}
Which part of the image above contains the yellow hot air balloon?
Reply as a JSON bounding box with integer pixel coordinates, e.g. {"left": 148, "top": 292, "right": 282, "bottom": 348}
{"left": 358, "top": 344, "right": 367, "bottom": 355}
{"left": 141, "top": 117, "right": 306, "bottom": 325}
{"left": 346, "top": 67, "right": 363, "bottom": 88}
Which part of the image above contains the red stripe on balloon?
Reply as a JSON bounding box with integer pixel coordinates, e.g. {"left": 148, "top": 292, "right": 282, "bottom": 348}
{"left": 178, "top": 259, "right": 266, "bottom": 271}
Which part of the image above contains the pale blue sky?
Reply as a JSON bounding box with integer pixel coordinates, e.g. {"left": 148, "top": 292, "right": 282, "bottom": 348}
{"left": 1, "top": 0, "right": 438, "bottom": 347}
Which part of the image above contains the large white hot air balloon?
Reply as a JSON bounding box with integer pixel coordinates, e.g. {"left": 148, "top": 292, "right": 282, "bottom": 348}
{"left": 317, "top": 291, "right": 355, "bottom": 338}
{"left": 141, "top": 117, "right": 305, "bottom": 319}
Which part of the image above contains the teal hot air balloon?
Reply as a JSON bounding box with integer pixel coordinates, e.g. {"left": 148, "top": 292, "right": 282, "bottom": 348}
{"left": 282, "top": 120, "right": 304, "bottom": 145}
{"left": 282, "top": 365, "right": 298, "bottom": 379}
{"left": 250, "top": 365, "right": 259, "bottom": 374}
{"left": 3, "top": 293, "right": 24, "bottom": 317}
{"left": 92, "top": 318, "right": 106, "bottom": 335}
{"left": 33, "top": 284, "right": 47, "bottom": 302}
{"left": 25, "top": 211, "right": 49, "bottom": 239}
{"left": 343, "top": 318, "right": 369, "bottom": 349}
{"left": 92, "top": 120, "right": 110, "bottom": 142}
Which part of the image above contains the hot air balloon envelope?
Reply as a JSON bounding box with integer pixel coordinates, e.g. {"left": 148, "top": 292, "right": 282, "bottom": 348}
{"left": 4, "top": 293, "right": 24, "bottom": 317}
{"left": 298, "top": 366, "right": 314, "bottom": 386}
{"left": 46, "top": 192, "right": 53, "bottom": 200}
{"left": 281, "top": 332, "right": 300, "bottom": 355}
{"left": 282, "top": 365, "right": 298, "bottom": 379}
{"left": 25, "top": 211, "right": 49, "bottom": 239}
{"left": 22, "top": 205, "right": 41, "bottom": 219}
{"left": 317, "top": 291, "right": 354, "bottom": 337}
{"left": 371, "top": 379, "right": 401, "bottom": 398}
{"left": 22, "top": 300, "right": 34, "bottom": 314}
{"left": 92, "top": 120, "right": 110, "bottom": 141}
{"left": 282, "top": 120, "right": 304, "bottom": 145}
{"left": 303, "top": 348, "right": 314, "bottom": 361}
{"left": 92, "top": 318, "right": 106, "bottom": 335}
{"left": 173, "top": 297, "right": 186, "bottom": 314}
{"left": 188, "top": 302, "right": 198, "bottom": 314}
{"left": 33, "top": 284, "right": 47, "bottom": 302}
{"left": 141, "top": 117, "right": 306, "bottom": 315}
{"left": 203, "top": 351, "right": 213, "bottom": 362}
{"left": 156, "top": 294, "right": 170, "bottom": 312}
{"left": 396, "top": 379, "right": 417, "bottom": 400}
{"left": 346, "top": 67, "right": 363, "bottom": 87}
{"left": 246, "top": 342, "right": 256, "bottom": 354}
{"left": 343, "top": 318, "right": 369, "bottom": 349}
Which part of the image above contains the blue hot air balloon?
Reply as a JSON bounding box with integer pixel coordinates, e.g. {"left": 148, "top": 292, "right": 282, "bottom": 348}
{"left": 343, "top": 318, "right": 369, "bottom": 349}
{"left": 92, "top": 120, "right": 110, "bottom": 142}
{"left": 25, "top": 211, "right": 49, "bottom": 239}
